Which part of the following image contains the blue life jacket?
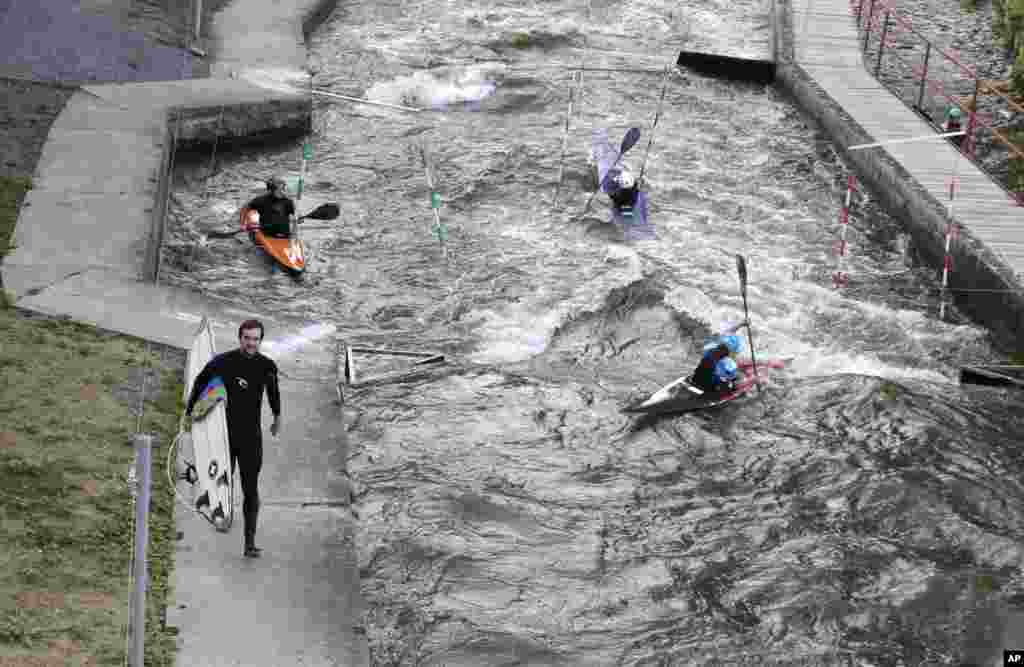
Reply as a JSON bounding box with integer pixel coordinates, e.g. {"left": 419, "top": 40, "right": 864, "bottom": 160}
{"left": 692, "top": 340, "right": 739, "bottom": 391}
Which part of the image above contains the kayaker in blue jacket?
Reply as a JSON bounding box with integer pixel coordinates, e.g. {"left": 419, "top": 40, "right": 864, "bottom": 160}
{"left": 245, "top": 177, "right": 295, "bottom": 238}
{"left": 689, "top": 321, "right": 748, "bottom": 393}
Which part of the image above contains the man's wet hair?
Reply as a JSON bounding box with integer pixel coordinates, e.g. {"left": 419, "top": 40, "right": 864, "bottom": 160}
{"left": 238, "top": 319, "right": 264, "bottom": 340}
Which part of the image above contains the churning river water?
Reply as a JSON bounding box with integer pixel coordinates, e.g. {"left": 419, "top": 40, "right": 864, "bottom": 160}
{"left": 161, "top": 0, "right": 1024, "bottom": 664}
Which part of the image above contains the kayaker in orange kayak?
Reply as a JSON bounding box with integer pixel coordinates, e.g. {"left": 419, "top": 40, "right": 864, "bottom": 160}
{"left": 244, "top": 176, "right": 295, "bottom": 238}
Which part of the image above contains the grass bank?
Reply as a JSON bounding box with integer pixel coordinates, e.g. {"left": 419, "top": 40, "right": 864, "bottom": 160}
{"left": 1, "top": 177, "right": 185, "bottom": 665}
{"left": 0, "top": 306, "right": 185, "bottom": 667}
{"left": 0, "top": 176, "right": 31, "bottom": 273}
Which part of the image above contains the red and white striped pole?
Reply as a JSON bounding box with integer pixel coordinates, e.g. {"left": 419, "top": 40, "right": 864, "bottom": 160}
{"left": 940, "top": 176, "right": 958, "bottom": 319}
{"left": 833, "top": 175, "right": 856, "bottom": 288}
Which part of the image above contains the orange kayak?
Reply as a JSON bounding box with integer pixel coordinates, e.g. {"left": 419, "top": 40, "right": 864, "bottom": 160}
{"left": 239, "top": 208, "right": 306, "bottom": 275}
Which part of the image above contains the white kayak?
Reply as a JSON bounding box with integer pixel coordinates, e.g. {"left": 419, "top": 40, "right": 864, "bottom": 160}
{"left": 623, "top": 358, "right": 789, "bottom": 416}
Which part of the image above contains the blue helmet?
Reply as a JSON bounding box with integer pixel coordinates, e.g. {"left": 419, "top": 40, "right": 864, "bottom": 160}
{"left": 720, "top": 334, "right": 742, "bottom": 354}
{"left": 715, "top": 357, "right": 739, "bottom": 382}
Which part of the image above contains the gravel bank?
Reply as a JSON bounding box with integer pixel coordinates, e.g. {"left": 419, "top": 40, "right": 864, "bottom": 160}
{"left": 869, "top": 0, "right": 1022, "bottom": 194}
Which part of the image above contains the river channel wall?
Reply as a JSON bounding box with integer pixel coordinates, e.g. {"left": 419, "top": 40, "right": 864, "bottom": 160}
{"left": 146, "top": 0, "right": 342, "bottom": 282}
{"left": 768, "top": 0, "right": 1024, "bottom": 351}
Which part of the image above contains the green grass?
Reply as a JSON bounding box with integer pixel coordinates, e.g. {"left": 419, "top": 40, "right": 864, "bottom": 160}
{"left": 0, "top": 175, "right": 31, "bottom": 307}
{"left": 0, "top": 176, "right": 30, "bottom": 258}
{"left": 0, "top": 305, "right": 183, "bottom": 666}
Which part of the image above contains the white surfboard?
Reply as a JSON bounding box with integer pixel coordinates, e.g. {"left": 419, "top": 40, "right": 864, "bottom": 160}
{"left": 183, "top": 317, "right": 234, "bottom": 532}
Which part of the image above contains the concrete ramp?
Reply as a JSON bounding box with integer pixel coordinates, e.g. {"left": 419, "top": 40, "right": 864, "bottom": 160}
{"left": 676, "top": 50, "right": 775, "bottom": 84}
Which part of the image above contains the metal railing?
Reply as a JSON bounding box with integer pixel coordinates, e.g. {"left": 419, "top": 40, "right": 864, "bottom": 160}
{"left": 851, "top": 0, "right": 1024, "bottom": 204}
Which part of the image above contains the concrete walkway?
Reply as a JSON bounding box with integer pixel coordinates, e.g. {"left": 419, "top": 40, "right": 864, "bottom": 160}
{"left": 1, "top": 0, "right": 369, "bottom": 664}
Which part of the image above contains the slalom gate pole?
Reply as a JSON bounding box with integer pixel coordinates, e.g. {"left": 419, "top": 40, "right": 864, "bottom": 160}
{"left": 294, "top": 141, "right": 311, "bottom": 242}
{"left": 420, "top": 143, "right": 449, "bottom": 259}
{"left": 553, "top": 0, "right": 589, "bottom": 208}
{"left": 638, "top": 65, "right": 670, "bottom": 184}
{"left": 940, "top": 176, "right": 958, "bottom": 320}
{"left": 833, "top": 175, "right": 856, "bottom": 288}
{"left": 736, "top": 255, "right": 761, "bottom": 393}
{"left": 552, "top": 72, "right": 578, "bottom": 207}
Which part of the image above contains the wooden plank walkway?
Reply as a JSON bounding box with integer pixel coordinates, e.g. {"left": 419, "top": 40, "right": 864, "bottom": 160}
{"left": 790, "top": 0, "right": 1024, "bottom": 281}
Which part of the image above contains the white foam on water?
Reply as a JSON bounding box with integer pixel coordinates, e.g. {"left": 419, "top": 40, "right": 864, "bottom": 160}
{"left": 210, "top": 202, "right": 241, "bottom": 219}
{"left": 262, "top": 322, "right": 337, "bottom": 357}
{"left": 469, "top": 246, "right": 644, "bottom": 364}
{"left": 467, "top": 301, "right": 564, "bottom": 364}
{"left": 365, "top": 64, "right": 503, "bottom": 110}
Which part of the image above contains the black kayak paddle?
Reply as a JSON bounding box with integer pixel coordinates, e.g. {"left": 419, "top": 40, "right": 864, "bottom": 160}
{"left": 205, "top": 203, "right": 340, "bottom": 239}
{"left": 736, "top": 254, "right": 761, "bottom": 393}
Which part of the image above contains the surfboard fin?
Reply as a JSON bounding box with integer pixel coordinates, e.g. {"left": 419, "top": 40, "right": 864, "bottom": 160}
{"left": 182, "top": 463, "right": 198, "bottom": 485}
{"left": 195, "top": 491, "right": 210, "bottom": 512}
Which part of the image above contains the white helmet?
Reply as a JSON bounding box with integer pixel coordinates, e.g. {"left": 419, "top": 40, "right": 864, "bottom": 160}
{"left": 616, "top": 170, "right": 635, "bottom": 189}
{"left": 247, "top": 210, "right": 260, "bottom": 225}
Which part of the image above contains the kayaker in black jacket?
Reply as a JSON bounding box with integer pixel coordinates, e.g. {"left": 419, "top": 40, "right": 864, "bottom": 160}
{"left": 246, "top": 177, "right": 295, "bottom": 238}
{"left": 185, "top": 319, "right": 281, "bottom": 558}
{"left": 605, "top": 167, "right": 640, "bottom": 216}
{"left": 607, "top": 168, "right": 640, "bottom": 209}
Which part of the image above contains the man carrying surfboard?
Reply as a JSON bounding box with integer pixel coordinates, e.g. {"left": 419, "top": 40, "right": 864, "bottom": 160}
{"left": 185, "top": 319, "right": 281, "bottom": 558}
{"left": 244, "top": 177, "right": 296, "bottom": 239}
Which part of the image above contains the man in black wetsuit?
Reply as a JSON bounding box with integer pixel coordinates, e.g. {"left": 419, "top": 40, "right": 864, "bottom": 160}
{"left": 185, "top": 319, "right": 281, "bottom": 558}
{"left": 246, "top": 177, "right": 296, "bottom": 238}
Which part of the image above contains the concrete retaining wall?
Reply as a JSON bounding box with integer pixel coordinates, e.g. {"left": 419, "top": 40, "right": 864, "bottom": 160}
{"left": 147, "top": 120, "right": 178, "bottom": 282}
{"left": 770, "top": 0, "right": 1024, "bottom": 350}
{"left": 170, "top": 98, "right": 313, "bottom": 152}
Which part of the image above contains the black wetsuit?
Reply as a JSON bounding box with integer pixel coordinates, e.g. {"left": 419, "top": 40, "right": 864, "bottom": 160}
{"left": 185, "top": 349, "right": 281, "bottom": 546}
{"left": 247, "top": 193, "right": 295, "bottom": 238}
{"left": 690, "top": 343, "right": 731, "bottom": 393}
